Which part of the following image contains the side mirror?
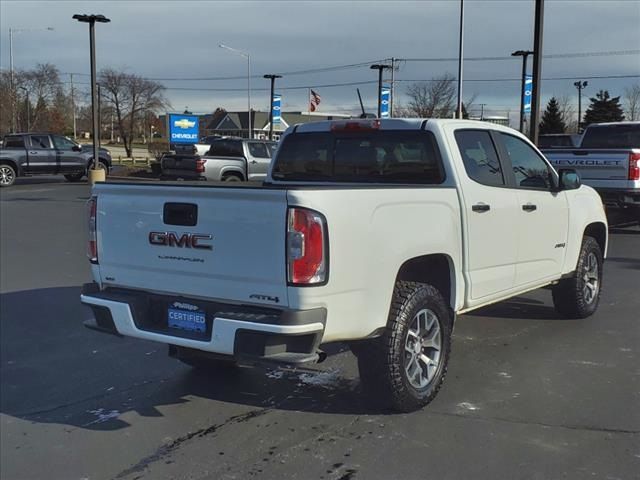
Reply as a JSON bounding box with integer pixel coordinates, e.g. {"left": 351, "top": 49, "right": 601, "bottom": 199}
{"left": 72, "top": 145, "right": 82, "bottom": 152}
{"left": 558, "top": 168, "right": 581, "bottom": 191}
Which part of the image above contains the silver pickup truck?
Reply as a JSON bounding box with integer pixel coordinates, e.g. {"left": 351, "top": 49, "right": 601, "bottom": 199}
{"left": 161, "top": 138, "right": 276, "bottom": 182}
{"left": 543, "top": 122, "right": 639, "bottom": 224}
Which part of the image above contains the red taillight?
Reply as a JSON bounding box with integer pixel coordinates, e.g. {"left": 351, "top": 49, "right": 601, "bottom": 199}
{"left": 87, "top": 196, "right": 98, "bottom": 264}
{"left": 330, "top": 119, "right": 381, "bottom": 132}
{"left": 629, "top": 152, "right": 640, "bottom": 181}
{"left": 196, "top": 158, "right": 206, "bottom": 174}
{"left": 287, "top": 208, "right": 327, "bottom": 285}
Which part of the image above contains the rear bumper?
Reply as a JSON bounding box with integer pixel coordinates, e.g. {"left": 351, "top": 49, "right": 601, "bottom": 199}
{"left": 80, "top": 283, "right": 326, "bottom": 364}
{"left": 595, "top": 188, "right": 640, "bottom": 210}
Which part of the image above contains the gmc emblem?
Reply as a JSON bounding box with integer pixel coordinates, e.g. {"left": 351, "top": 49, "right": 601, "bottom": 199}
{"left": 149, "top": 232, "right": 213, "bottom": 250}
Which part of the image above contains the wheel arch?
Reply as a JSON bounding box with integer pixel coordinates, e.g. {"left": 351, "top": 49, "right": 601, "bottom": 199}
{"left": 584, "top": 222, "right": 607, "bottom": 258}
{"left": 0, "top": 158, "right": 20, "bottom": 176}
{"left": 220, "top": 167, "right": 245, "bottom": 180}
{"left": 394, "top": 254, "right": 457, "bottom": 312}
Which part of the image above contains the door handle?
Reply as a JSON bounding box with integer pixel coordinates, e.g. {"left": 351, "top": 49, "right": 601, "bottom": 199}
{"left": 522, "top": 203, "right": 537, "bottom": 212}
{"left": 472, "top": 203, "right": 491, "bottom": 212}
{"left": 250, "top": 160, "right": 258, "bottom": 164}
{"left": 29, "top": 151, "right": 38, "bottom": 154}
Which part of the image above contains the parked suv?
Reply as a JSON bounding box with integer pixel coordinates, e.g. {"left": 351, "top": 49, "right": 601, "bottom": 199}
{"left": 0, "top": 133, "right": 112, "bottom": 187}
{"left": 161, "top": 138, "right": 277, "bottom": 182}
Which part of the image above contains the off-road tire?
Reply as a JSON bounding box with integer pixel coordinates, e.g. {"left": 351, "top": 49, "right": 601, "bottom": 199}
{"left": 552, "top": 236, "right": 603, "bottom": 319}
{"left": 356, "top": 281, "right": 452, "bottom": 412}
{"left": 222, "top": 173, "right": 243, "bottom": 182}
{"left": 0, "top": 164, "right": 17, "bottom": 187}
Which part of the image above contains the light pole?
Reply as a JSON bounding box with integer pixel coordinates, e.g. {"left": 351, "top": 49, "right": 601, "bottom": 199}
{"left": 263, "top": 74, "right": 282, "bottom": 141}
{"left": 370, "top": 64, "right": 392, "bottom": 118}
{"left": 18, "top": 86, "right": 29, "bottom": 131}
{"left": 219, "top": 43, "right": 252, "bottom": 139}
{"left": 456, "top": 0, "right": 465, "bottom": 119}
{"left": 574, "top": 80, "right": 588, "bottom": 132}
{"left": 73, "top": 14, "right": 110, "bottom": 181}
{"left": 511, "top": 50, "right": 534, "bottom": 133}
{"left": 529, "top": 0, "right": 545, "bottom": 144}
{"left": 9, "top": 27, "right": 54, "bottom": 132}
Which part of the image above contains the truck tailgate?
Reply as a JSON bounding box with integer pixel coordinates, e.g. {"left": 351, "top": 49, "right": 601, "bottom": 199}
{"left": 545, "top": 149, "right": 630, "bottom": 181}
{"left": 94, "top": 183, "right": 289, "bottom": 307}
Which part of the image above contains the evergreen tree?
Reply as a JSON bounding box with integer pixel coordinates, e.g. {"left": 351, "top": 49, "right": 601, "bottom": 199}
{"left": 583, "top": 90, "right": 625, "bottom": 126}
{"left": 539, "top": 97, "right": 566, "bottom": 134}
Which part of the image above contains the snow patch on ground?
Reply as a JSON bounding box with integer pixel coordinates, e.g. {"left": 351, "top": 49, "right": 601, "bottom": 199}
{"left": 457, "top": 402, "right": 480, "bottom": 411}
{"left": 265, "top": 370, "right": 284, "bottom": 379}
{"left": 297, "top": 370, "right": 341, "bottom": 388}
{"left": 498, "top": 372, "right": 512, "bottom": 379}
{"left": 84, "top": 408, "right": 120, "bottom": 426}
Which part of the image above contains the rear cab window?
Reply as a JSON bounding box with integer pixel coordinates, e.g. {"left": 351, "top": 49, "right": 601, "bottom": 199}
{"left": 272, "top": 130, "right": 445, "bottom": 184}
{"left": 3, "top": 136, "right": 25, "bottom": 148}
{"left": 580, "top": 124, "right": 640, "bottom": 149}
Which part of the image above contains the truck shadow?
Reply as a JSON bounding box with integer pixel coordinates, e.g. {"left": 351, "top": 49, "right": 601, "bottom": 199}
{"left": 1, "top": 286, "right": 593, "bottom": 432}
{"left": 0, "top": 286, "right": 372, "bottom": 434}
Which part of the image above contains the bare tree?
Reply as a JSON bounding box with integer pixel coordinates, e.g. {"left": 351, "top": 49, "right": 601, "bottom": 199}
{"left": 557, "top": 95, "right": 578, "bottom": 133}
{"left": 99, "top": 68, "right": 169, "bottom": 156}
{"left": 405, "top": 73, "right": 456, "bottom": 118}
{"left": 624, "top": 83, "right": 640, "bottom": 121}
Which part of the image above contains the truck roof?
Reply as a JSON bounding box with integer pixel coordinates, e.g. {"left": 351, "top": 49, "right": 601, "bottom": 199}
{"left": 290, "top": 118, "right": 522, "bottom": 136}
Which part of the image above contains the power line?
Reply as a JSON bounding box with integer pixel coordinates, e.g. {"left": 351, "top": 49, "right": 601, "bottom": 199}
{"left": 60, "top": 49, "right": 640, "bottom": 82}
{"left": 62, "top": 73, "right": 639, "bottom": 93}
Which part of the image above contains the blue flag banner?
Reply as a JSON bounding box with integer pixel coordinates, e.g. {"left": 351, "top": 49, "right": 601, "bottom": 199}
{"left": 273, "top": 94, "right": 282, "bottom": 125}
{"left": 381, "top": 87, "right": 391, "bottom": 118}
{"left": 523, "top": 75, "right": 533, "bottom": 114}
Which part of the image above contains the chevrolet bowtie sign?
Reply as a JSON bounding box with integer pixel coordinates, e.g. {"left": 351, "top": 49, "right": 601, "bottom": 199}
{"left": 169, "top": 114, "right": 199, "bottom": 143}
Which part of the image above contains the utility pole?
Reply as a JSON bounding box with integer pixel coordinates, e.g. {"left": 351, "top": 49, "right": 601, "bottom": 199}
{"left": 574, "top": 80, "right": 588, "bottom": 132}
{"left": 529, "top": 0, "right": 545, "bottom": 144}
{"left": 390, "top": 57, "right": 396, "bottom": 118}
{"left": 479, "top": 103, "right": 487, "bottom": 120}
{"left": 70, "top": 73, "right": 77, "bottom": 140}
{"left": 511, "top": 50, "right": 533, "bottom": 133}
{"left": 456, "top": 0, "right": 465, "bottom": 119}
{"left": 370, "top": 64, "right": 392, "bottom": 118}
{"left": 263, "top": 74, "right": 282, "bottom": 141}
{"left": 9, "top": 28, "right": 15, "bottom": 133}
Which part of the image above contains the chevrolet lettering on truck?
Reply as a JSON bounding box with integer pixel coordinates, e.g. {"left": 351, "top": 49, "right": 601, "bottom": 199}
{"left": 81, "top": 119, "right": 608, "bottom": 412}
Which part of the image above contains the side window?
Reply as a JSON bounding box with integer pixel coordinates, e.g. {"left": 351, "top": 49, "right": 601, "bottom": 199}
{"left": 247, "top": 142, "right": 269, "bottom": 158}
{"left": 500, "top": 133, "right": 553, "bottom": 190}
{"left": 454, "top": 130, "right": 504, "bottom": 187}
{"left": 29, "top": 135, "right": 52, "bottom": 149}
{"left": 52, "top": 135, "right": 76, "bottom": 150}
{"left": 3, "top": 137, "right": 25, "bottom": 148}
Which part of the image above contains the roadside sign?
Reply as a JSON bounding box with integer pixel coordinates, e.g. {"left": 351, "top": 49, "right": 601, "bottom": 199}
{"left": 168, "top": 114, "right": 199, "bottom": 143}
{"left": 523, "top": 75, "right": 533, "bottom": 114}
{"left": 273, "top": 94, "right": 282, "bottom": 125}
{"left": 381, "top": 86, "right": 391, "bottom": 118}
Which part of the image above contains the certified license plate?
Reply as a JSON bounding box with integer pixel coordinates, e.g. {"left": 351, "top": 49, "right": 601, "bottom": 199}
{"left": 168, "top": 307, "right": 206, "bottom": 333}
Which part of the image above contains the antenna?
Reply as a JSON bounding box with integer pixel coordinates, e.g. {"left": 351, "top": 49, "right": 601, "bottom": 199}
{"left": 357, "top": 88, "right": 367, "bottom": 118}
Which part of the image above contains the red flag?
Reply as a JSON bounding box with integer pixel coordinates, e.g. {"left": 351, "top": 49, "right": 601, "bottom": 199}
{"left": 309, "top": 89, "right": 321, "bottom": 112}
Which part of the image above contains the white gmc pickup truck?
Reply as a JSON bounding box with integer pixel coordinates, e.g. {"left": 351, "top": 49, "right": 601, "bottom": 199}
{"left": 81, "top": 119, "right": 608, "bottom": 412}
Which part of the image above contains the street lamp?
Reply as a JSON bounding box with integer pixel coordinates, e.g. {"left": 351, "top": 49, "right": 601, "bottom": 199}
{"left": 73, "top": 14, "right": 110, "bottom": 182}
{"left": 511, "top": 50, "right": 534, "bottom": 133}
{"left": 9, "top": 27, "right": 54, "bottom": 132}
{"left": 456, "top": 0, "right": 465, "bottom": 119}
{"left": 370, "top": 64, "right": 392, "bottom": 118}
{"left": 219, "top": 43, "right": 252, "bottom": 139}
{"left": 574, "top": 80, "right": 588, "bottom": 132}
{"left": 263, "top": 74, "right": 282, "bottom": 141}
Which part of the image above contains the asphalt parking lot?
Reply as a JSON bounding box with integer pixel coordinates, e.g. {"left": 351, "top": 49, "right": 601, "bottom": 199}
{"left": 1, "top": 177, "right": 639, "bottom": 480}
